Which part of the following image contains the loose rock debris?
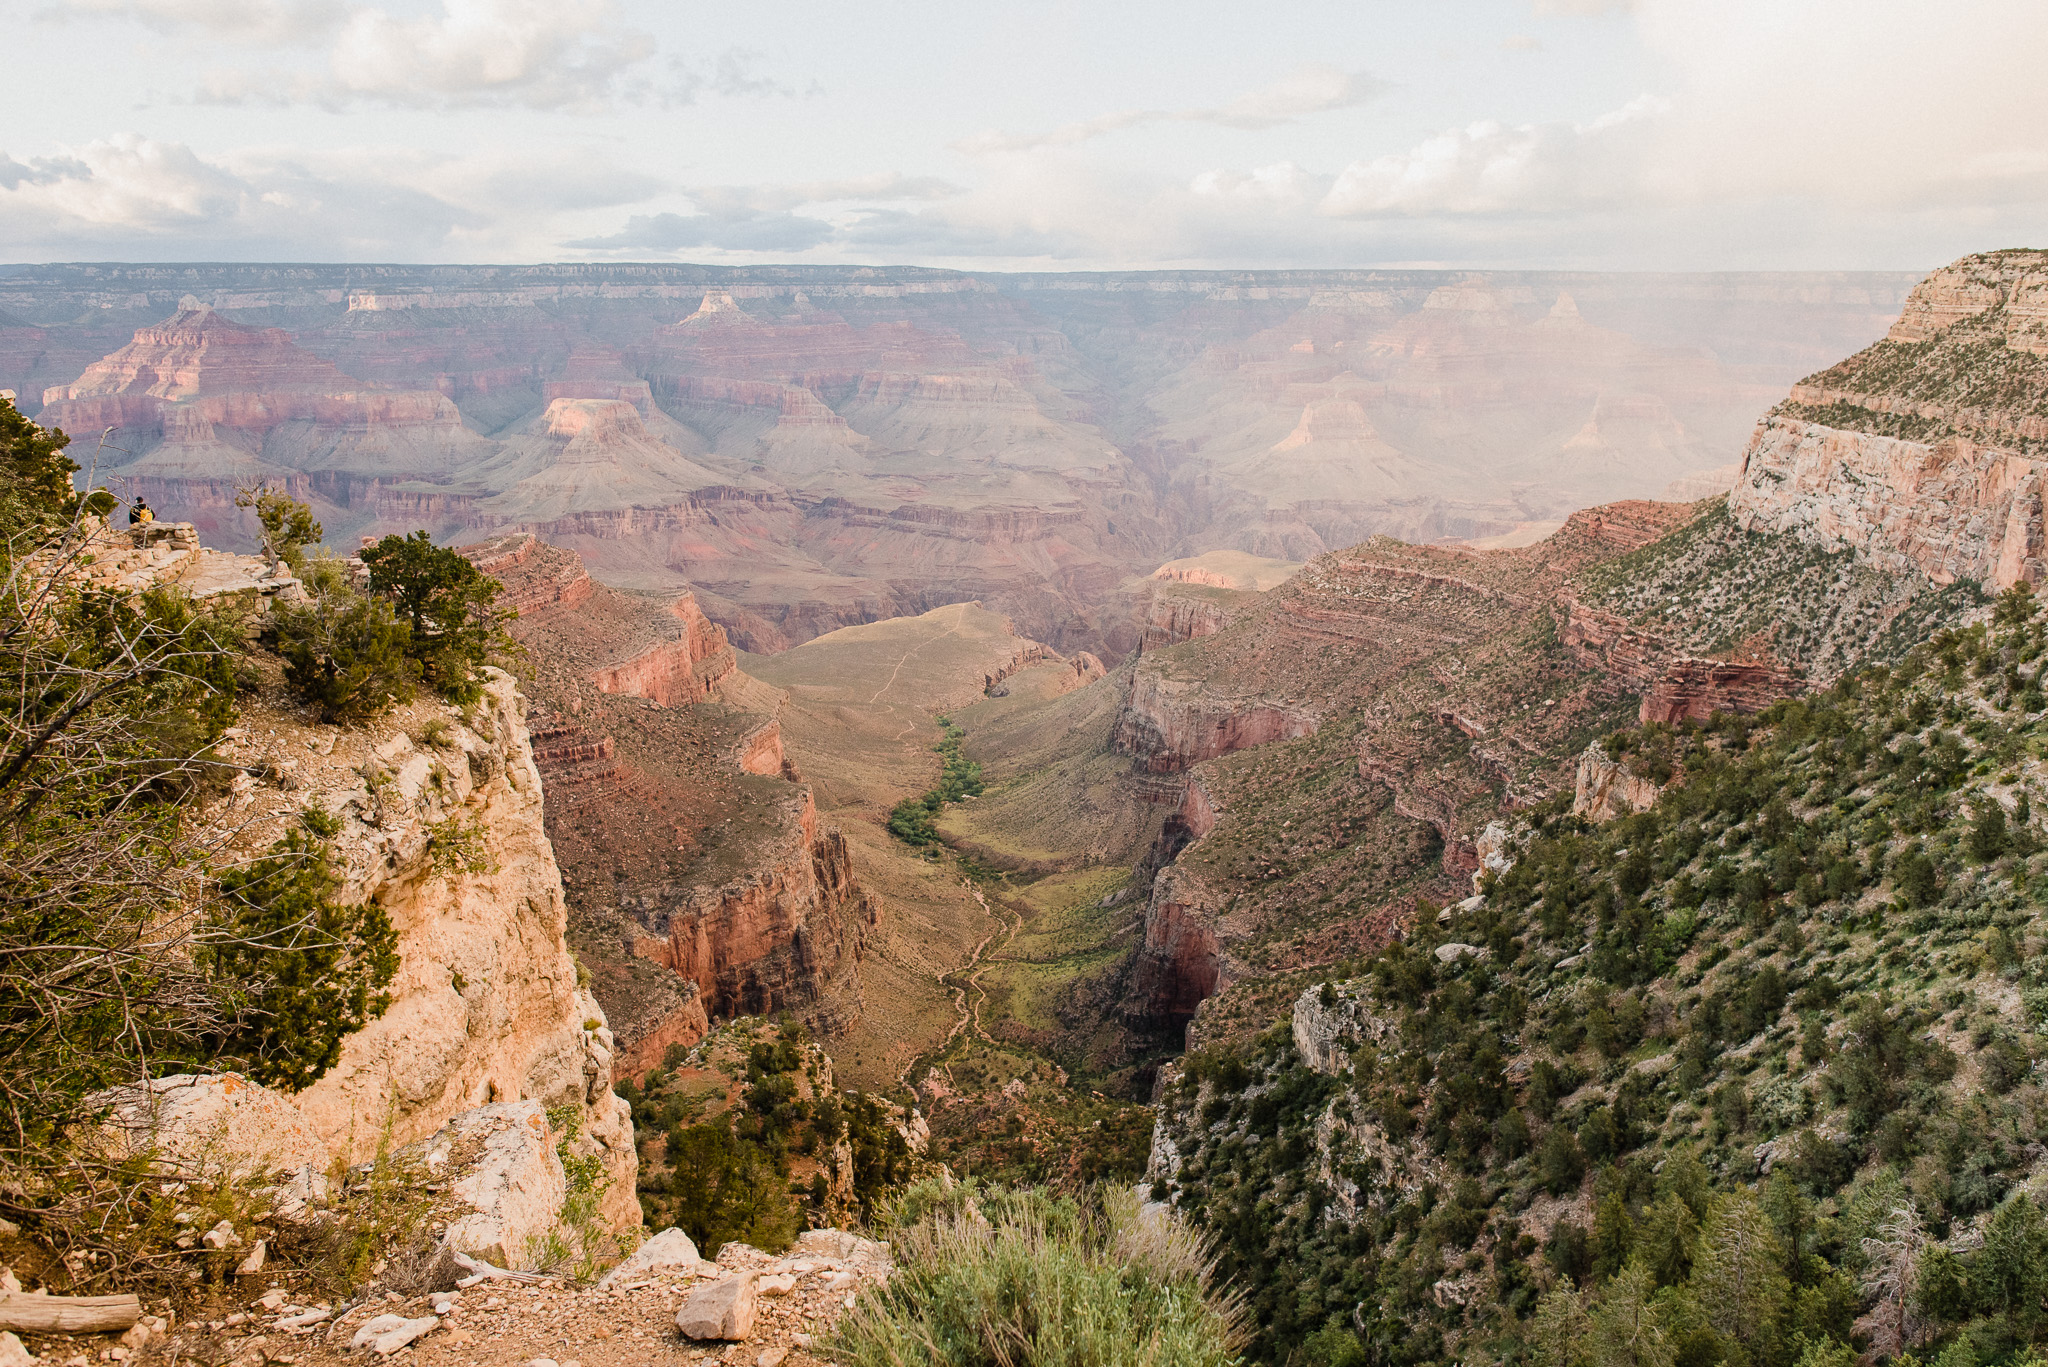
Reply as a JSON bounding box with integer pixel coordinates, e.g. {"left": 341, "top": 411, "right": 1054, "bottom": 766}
{"left": 5, "top": 1229, "right": 891, "bottom": 1367}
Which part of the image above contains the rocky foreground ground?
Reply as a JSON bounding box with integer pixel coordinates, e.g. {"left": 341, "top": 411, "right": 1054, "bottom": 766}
{"left": 9, "top": 1229, "right": 891, "bottom": 1367}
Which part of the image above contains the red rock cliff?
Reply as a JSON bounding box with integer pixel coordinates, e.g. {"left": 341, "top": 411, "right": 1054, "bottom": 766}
{"left": 637, "top": 789, "right": 879, "bottom": 1031}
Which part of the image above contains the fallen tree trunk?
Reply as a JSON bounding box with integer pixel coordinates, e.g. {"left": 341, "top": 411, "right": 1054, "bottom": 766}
{"left": 0, "top": 1291, "right": 142, "bottom": 1333}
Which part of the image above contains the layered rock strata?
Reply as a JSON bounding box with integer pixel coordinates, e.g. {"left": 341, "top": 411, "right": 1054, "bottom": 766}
{"left": 177, "top": 667, "right": 638, "bottom": 1236}
{"left": 1730, "top": 249, "right": 2048, "bottom": 591}
{"left": 475, "top": 534, "right": 877, "bottom": 1073}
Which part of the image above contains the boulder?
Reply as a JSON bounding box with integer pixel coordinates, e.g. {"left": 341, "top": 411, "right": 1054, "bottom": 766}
{"left": 792, "top": 1228, "right": 893, "bottom": 1269}
{"left": 597, "top": 1227, "right": 703, "bottom": 1288}
{"left": 96, "top": 1074, "right": 327, "bottom": 1181}
{"left": 430, "top": 1102, "right": 567, "bottom": 1272}
{"left": 0, "top": 1331, "right": 29, "bottom": 1367}
{"left": 675, "top": 1275, "right": 757, "bottom": 1341}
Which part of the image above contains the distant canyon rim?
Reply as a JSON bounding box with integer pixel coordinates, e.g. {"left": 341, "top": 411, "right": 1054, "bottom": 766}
{"left": 0, "top": 261, "right": 1916, "bottom": 657}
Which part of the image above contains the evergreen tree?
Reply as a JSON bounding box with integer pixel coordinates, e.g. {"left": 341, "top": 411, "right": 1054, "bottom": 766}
{"left": 359, "top": 531, "right": 514, "bottom": 703}
{"left": 1530, "top": 1284, "right": 1592, "bottom": 1367}
{"left": 1691, "top": 1192, "right": 1788, "bottom": 1361}
{"left": 1590, "top": 1261, "right": 1674, "bottom": 1367}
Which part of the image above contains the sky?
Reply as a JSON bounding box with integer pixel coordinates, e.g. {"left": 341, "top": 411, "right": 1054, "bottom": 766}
{"left": 1, "top": 0, "right": 2044, "bottom": 270}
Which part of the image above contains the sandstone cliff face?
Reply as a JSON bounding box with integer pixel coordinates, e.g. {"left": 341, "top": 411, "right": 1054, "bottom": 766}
{"left": 636, "top": 788, "right": 879, "bottom": 1032}
{"left": 1122, "top": 865, "right": 1225, "bottom": 1037}
{"left": 201, "top": 669, "right": 638, "bottom": 1234}
{"left": 1729, "top": 250, "right": 2048, "bottom": 593}
{"left": 1111, "top": 668, "right": 1317, "bottom": 776}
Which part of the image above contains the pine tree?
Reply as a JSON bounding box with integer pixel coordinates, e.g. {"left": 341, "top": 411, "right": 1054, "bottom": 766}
{"left": 1690, "top": 1191, "right": 1789, "bottom": 1359}
{"left": 1590, "top": 1261, "right": 1674, "bottom": 1367}
{"left": 1638, "top": 1192, "right": 1700, "bottom": 1288}
{"left": 1530, "top": 1284, "right": 1593, "bottom": 1367}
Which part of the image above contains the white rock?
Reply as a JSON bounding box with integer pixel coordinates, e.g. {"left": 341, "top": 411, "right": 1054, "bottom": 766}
{"left": 351, "top": 1315, "right": 410, "bottom": 1351}
{"left": 598, "top": 1227, "right": 704, "bottom": 1288}
{"left": 116, "top": 1326, "right": 148, "bottom": 1352}
{"left": 201, "top": 1221, "right": 237, "bottom": 1250}
{"left": 1433, "top": 942, "right": 1487, "bottom": 964}
{"left": 369, "top": 1317, "right": 439, "bottom": 1355}
{"left": 435, "top": 1102, "right": 567, "bottom": 1270}
{"left": 754, "top": 1273, "right": 796, "bottom": 1297}
{"left": 757, "top": 1349, "right": 789, "bottom": 1367}
{"left": 96, "top": 1075, "right": 327, "bottom": 1182}
{"left": 674, "top": 1275, "right": 756, "bottom": 1341}
{"left": 235, "top": 1241, "right": 266, "bottom": 1276}
{"left": 0, "top": 1331, "right": 30, "bottom": 1367}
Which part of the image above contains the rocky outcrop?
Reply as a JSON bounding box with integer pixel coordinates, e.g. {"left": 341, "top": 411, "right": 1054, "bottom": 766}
{"left": 1729, "top": 250, "right": 2048, "bottom": 592}
{"left": 636, "top": 790, "right": 879, "bottom": 1030}
{"left": 1572, "top": 743, "right": 1668, "bottom": 822}
{"left": 1138, "top": 589, "right": 1236, "bottom": 649}
{"left": 192, "top": 670, "right": 638, "bottom": 1235}
{"left": 1730, "top": 416, "right": 2045, "bottom": 589}
{"left": 1640, "top": 656, "right": 1804, "bottom": 724}
{"left": 1562, "top": 595, "right": 1804, "bottom": 724}
{"left": 1291, "top": 982, "right": 1392, "bottom": 1076}
{"left": 1111, "top": 668, "right": 1316, "bottom": 775}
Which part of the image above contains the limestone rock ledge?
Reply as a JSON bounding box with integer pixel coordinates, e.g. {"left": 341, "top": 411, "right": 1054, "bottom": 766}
{"left": 179, "top": 668, "right": 637, "bottom": 1236}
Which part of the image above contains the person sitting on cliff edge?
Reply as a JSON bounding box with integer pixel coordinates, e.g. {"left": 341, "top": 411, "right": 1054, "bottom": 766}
{"left": 128, "top": 496, "right": 153, "bottom": 527}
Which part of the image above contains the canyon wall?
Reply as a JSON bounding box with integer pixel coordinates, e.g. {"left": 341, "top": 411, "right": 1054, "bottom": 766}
{"left": 636, "top": 789, "right": 879, "bottom": 1033}
{"left": 1110, "top": 668, "right": 1318, "bottom": 776}
{"left": 1730, "top": 248, "right": 2048, "bottom": 593}
{"left": 9, "top": 262, "right": 1919, "bottom": 659}
{"left": 198, "top": 668, "right": 638, "bottom": 1234}
{"left": 476, "top": 533, "right": 878, "bottom": 1076}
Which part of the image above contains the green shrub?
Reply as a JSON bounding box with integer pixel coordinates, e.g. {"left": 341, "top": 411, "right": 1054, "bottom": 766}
{"left": 833, "top": 1185, "right": 1243, "bottom": 1367}
{"left": 234, "top": 485, "right": 322, "bottom": 570}
{"left": 200, "top": 808, "right": 399, "bottom": 1090}
{"left": 359, "top": 531, "right": 514, "bottom": 704}
{"left": 273, "top": 589, "right": 420, "bottom": 723}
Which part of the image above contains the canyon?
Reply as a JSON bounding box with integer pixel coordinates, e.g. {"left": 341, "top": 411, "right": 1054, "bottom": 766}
{"left": 1, "top": 262, "right": 1915, "bottom": 659}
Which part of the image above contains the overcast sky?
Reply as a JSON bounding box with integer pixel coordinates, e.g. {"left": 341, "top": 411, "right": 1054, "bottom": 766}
{"left": 2, "top": 0, "right": 2043, "bottom": 270}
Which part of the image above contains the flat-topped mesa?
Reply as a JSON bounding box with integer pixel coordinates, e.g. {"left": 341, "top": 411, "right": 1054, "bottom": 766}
{"left": 40, "top": 305, "right": 464, "bottom": 437}
{"left": 1730, "top": 248, "right": 2048, "bottom": 591}
{"left": 47, "top": 303, "right": 348, "bottom": 402}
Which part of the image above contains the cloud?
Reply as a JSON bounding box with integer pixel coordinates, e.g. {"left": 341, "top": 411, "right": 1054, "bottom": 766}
{"left": 956, "top": 62, "right": 1384, "bottom": 154}
{"left": 0, "top": 134, "right": 685, "bottom": 258}
{"left": 567, "top": 174, "right": 962, "bottom": 254}
{"left": 1502, "top": 35, "right": 1543, "bottom": 52}
{"left": 51, "top": 0, "right": 344, "bottom": 44}
{"left": 1318, "top": 95, "right": 1666, "bottom": 218}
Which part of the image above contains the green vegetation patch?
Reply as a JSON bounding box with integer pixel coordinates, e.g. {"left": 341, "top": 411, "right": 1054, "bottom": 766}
{"left": 832, "top": 1180, "right": 1245, "bottom": 1367}
{"left": 889, "top": 716, "right": 986, "bottom": 848}
{"left": 1154, "top": 582, "right": 2048, "bottom": 1367}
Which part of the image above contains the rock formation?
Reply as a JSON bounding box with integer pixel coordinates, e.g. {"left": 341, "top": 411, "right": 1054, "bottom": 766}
{"left": 186, "top": 668, "right": 638, "bottom": 1234}
{"left": 471, "top": 534, "right": 878, "bottom": 1077}
{"left": 1571, "top": 742, "right": 1668, "bottom": 822}
{"left": 9, "top": 262, "right": 1917, "bottom": 658}
{"left": 1730, "top": 249, "right": 2048, "bottom": 591}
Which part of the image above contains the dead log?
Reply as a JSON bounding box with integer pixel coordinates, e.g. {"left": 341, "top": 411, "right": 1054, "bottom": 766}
{"left": 0, "top": 1291, "right": 142, "bottom": 1333}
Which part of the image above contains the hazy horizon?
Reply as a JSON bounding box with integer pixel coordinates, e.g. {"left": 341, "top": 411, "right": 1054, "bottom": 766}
{"left": 4, "top": 0, "right": 2043, "bottom": 273}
